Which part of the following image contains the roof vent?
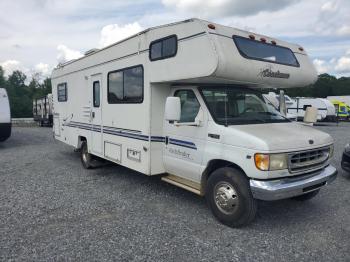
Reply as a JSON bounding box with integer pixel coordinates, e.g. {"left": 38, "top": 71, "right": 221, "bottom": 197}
{"left": 84, "top": 48, "right": 99, "bottom": 56}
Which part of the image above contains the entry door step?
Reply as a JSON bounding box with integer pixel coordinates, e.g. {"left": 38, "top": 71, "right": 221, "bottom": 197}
{"left": 161, "top": 174, "right": 202, "bottom": 196}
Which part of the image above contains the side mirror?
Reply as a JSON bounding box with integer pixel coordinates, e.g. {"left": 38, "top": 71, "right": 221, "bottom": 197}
{"left": 165, "top": 97, "right": 181, "bottom": 122}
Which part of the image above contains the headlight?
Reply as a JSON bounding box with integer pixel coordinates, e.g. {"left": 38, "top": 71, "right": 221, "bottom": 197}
{"left": 254, "top": 153, "right": 288, "bottom": 171}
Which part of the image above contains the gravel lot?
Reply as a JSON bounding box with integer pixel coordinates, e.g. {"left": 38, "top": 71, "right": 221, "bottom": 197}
{"left": 1, "top": 123, "right": 349, "bottom": 261}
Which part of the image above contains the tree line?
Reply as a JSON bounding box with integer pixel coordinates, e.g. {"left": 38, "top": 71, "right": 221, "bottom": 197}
{"left": 0, "top": 65, "right": 349, "bottom": 118}
{"left": 284, "top": 74, "right": 350, "bottom": 98}
{"left": 0, "top": 66, "right": 52, "bottom": 118}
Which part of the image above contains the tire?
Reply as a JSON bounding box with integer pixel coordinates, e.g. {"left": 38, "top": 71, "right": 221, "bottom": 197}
{"left": 80, "top": 141, "right": 93, "bottom": 169}
{"left": 206, "top": 167, "right": 257, "bottom": 228}
{"left": 292, "top": 189, "right": 320, "bottom": 201}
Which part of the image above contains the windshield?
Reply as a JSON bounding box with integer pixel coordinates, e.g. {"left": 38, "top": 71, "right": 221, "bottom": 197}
{"left": 200, "top": 87, "right": 289, "bottom": 125}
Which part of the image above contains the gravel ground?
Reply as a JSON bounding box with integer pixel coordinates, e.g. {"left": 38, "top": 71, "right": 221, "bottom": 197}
{"left": 0, "top": 123, "right": 349, "bottom": 262}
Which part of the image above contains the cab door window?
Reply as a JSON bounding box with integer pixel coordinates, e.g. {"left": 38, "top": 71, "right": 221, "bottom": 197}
{"left": 174, "top": 90, "right": 200, "bottom": 123}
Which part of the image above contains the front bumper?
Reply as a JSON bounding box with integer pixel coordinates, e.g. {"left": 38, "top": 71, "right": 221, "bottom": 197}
{"left": 250, "top": 165, "right": 337, "bottom": 201}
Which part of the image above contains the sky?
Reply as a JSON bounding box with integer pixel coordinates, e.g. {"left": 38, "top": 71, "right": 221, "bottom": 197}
{"left": 0, "top": 0, "right": 349, "bottom": 80}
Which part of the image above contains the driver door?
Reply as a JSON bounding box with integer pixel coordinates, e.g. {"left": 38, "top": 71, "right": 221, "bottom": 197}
{"left": 163, "top": 88, "right": 207, "bottom": 183}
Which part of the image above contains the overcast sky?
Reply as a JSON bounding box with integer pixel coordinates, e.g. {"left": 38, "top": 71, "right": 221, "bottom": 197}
{"left": 0, "top": 0, "right": 349, "bottom": 79}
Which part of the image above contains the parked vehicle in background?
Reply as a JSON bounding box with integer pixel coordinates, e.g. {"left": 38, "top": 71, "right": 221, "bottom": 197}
{"left": 342, "top": 144, "right": 350, "bottom": 174}
{"left": 286, "top": 97, "right": 336, "bottom": 121}
{"left": 331, "top": 100, "right": 349, "bottom": 120}
{"left": 33, "top": 94, "right": 53, "bottom": 126}
{"left": 264, "top": 92, "right": 297, "bottom": 120}
{"left": 52, "top": 18, "right": 337, "bottom": 227}
{"left": 327, "top": 96, "right": 350, "bottom": 108}
{"left": 0, "top": 88, "right": 11, "bottom": 142}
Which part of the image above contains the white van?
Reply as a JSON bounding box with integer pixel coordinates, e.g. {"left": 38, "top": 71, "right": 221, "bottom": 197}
{"left": 52, "top": 19, "right": 337, "bottom": 227}
{"left": 0, "top": 88, "right": 11, "bottom": 142}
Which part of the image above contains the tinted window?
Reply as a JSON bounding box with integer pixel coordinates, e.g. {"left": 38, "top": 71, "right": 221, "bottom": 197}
{"left": 124, "top": 67, "right": 143, "bottom": 103}
{"left": 174, "top": 90, "right": 200, "bottom": 123}
{"left": 150, "top": 42, "right": 162, "bottom": 60}
{"left": 108, "top": 65, "right": 143, "bottom": 104}
{"left": 57, "top": 83, "right": 67, "bottom": 102}
{"left": 150, "top": 35, "right": 177, "bottom": 61}
{"left": 233, "top": 36, "right": 299, "bottom": 67}
{"left": 93, "top": 81, "right": 100, "bottom": 107}
{"left": 108, "top": 71, "right": 123, "bottom": 103}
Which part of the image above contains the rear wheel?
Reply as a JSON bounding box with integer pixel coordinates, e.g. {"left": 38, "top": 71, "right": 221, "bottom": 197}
{"left": 80, "top": 141, "right": 93, "bottom": 169}
{"left": 292, "top": 189, "right": 320, "bottom": 201}
{"left": 206, "top": 167, "right": 257, "bottom": 227}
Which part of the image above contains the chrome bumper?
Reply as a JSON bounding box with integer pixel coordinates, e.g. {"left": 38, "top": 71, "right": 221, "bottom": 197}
{"left": 250, "top": 165, "right": 337, "bottom": 201}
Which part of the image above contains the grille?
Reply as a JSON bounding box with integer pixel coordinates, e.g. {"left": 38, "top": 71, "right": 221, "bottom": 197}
{"left": 289, "top": 147, "right": 330, "bottom": 173}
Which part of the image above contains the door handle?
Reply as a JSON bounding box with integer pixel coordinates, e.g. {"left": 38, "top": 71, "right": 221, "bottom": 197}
{"left": 92, "top": 112, "right": 95, "bottom": 118}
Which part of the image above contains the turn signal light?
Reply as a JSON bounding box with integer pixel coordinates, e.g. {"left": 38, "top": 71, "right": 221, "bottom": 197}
{"left": 255, "top": 154, "right": 270, "bottom": 171}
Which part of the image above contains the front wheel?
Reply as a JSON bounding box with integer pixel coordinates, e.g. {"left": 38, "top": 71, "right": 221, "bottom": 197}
{"left": 206, "top": 167, "right": 257, "bottom": 228}
{"left": 80, "top": 141, "right": 93, "bottom": 169}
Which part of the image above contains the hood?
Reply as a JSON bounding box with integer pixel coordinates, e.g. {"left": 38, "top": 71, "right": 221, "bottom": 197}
{"left": 225, "top": 122, "right": 333, "bottom": 152}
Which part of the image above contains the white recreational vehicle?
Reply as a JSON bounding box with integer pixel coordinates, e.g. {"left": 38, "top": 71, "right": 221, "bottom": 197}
{"left": 52, "top": 19, "right": 337, "bottom": 227}
{"left": 33, "top": 94, "right": 53, "bottom": 126}
{"left": 0, "top": 88, "right": 11, "bottom": 142}
{"left": 286, "top": 97, "right": 336, "bottom": 121}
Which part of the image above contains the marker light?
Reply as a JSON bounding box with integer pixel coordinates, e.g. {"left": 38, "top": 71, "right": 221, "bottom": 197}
{"left": 271, "top": 40, "right": 277, "bottom": 45}
{"left": 249, "top": 34, "right": 255, "bottom": 40}
{"left": 260, "top": 37, "right": 267, "bottom": 43}
{"left": 298, "top": 47, "right": 304, "bottom": 51}
{"left": 208, "top": 24, "right": 216, "bottom": 30}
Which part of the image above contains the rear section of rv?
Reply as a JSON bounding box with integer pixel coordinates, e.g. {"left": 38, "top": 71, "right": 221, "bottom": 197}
{"left": 0, "top": 88, "right": 11, "bottom": 141}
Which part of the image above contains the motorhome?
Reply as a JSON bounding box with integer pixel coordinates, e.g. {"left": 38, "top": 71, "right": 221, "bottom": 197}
{"left": 263, "top": 92, "right": 297, "bottom": 120}
{"left": 0, "top": 88, "right": 11, "bottom": 142}
{"left": 33, "top": 94, "right": 53, "bottom": 126}
{"left": 52, "top": 18, "right": 337, "bottom": 227}
{"left": 285, "top": 97, "right": 336, "bottom": 121}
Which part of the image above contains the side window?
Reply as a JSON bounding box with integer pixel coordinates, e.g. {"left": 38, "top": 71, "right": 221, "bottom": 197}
{"left": 150, "top": 35, "right": 177, "bottom": 61}
{"left": 174, "top": 90, "right": 200, "bottom": 123}
{"left": 108, "top": 65, "right": 143, "bottom": 104}
{"left": 93, "top": 81, "right": 100, "bottom": 107}
{"left": 57, "top": 83, "right": 67, "bottom": 102}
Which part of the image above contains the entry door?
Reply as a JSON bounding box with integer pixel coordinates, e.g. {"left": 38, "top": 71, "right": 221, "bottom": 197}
{"left": 90, "top": 74, "right": 103, "bottom": 155}
{"left": 163, "top": 88, "right": 207, "bottom": 183}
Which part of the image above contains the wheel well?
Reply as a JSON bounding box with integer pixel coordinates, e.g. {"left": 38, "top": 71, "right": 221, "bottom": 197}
{"left": 77, "top": 136, "right": 87, "bottom": 149}
{"left": 201, "top": 159, "right": 246, "bottom": 194}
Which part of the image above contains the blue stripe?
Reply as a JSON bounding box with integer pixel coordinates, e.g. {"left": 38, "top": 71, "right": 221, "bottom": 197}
{"left": 169, "top": 138, "right": 196, "bottom": 147}
{"left": 63, "top": 121, "right": 197, "bottom": 150}
{"left": 169, "top": 142, "right": 197, "bottom": 149}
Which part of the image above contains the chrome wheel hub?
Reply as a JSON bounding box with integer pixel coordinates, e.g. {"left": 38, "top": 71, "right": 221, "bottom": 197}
{"left": 214, "top": 182, "right": 238, "bottom": 214}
